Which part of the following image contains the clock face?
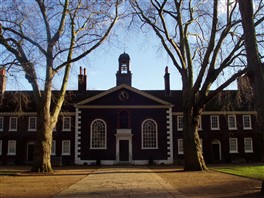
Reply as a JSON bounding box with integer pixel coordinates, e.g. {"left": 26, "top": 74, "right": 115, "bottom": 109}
{"left": 118, "top": 91, "right": 129, "bottom": 101}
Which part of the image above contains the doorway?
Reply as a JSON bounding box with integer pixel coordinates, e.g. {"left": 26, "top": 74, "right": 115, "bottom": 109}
{"left": 27, "top": 143, "right": 35, "bottom": 162}
{"left": 211, "top": 139, "right": 221, "bottom": 162}
{"left": 119, "top": 140, "right": 129, "bottom": 162}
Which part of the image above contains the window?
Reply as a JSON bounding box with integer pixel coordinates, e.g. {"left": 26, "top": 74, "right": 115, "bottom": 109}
{"left": 0, "top": 117, "right": 3, "bottom": 131}
{"left": 62, "top": 117, "right": 71, "bottom": 131}
{"left": 198, "top": 116, "right": 202, "bottom": 130}
{"left": 0, "top": 140, "right": 2, "bottom": 155}
{"left": 243, "top": 115, "right": 252, "bottom": 130}
{"left": 8, "top": 140, "right": 16, "bottom": 155}
{"left": 51, "top": 140, "right": 56, "bottom": 155}
{"left": 142, "top": 119, "right": 158, "bottom": 149}
{"left": 9, "top": 117, "right": 17, "bottom": 131}
{"left": 62, "top": 140, "right": 70, "bottom": 155}
{"left": 178, "top": 139, "right": 184, "bottom": 154}
{"left": 228, "top": 115, "right": 237, "bottom": 130}
{"left": 28, "top": 117, "right": 37, "bottom": 131}
{"left": 177, "top": 116, "right": 183, "bottom": 131}
{"left": 210, "top": 115, "right": 220, "bottom": 130}
{"left": 229, "top": 138, "right": 238, "bottom": 153}
{"left": 90, "top": 119, "right": 107, "bottom": 149}
{"left": 244, "top": 138, "right": 253, "bottom": 153}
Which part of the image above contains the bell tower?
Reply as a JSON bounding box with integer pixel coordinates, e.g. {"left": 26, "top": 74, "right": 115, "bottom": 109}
{"left": 116, "top": 52, "right": 132, "bottom": 86}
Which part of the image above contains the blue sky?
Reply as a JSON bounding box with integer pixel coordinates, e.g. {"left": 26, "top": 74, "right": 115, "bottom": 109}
{"left": 5, "top": 31, "right": 182, "bottom": 91}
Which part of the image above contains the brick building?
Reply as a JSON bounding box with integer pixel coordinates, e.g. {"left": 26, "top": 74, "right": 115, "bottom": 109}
{"left": 0, "top": 53, "right": 262, "bottom": 165}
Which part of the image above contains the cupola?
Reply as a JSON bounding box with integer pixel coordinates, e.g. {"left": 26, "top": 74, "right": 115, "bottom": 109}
{"left": 116, "top": 52, "right": 132, "bottom": 86}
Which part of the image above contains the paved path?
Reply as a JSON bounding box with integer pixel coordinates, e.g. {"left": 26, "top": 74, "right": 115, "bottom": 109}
{"left": 54, "top": 166, "right": 188, "bottom": 198}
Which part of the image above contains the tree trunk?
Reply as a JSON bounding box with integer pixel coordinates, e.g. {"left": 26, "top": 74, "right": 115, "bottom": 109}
{"left": 31, "top": 107, "right": 53, "bottom": 172}
{"left": 183, "top": 109, "right": 208, "bottom": 171}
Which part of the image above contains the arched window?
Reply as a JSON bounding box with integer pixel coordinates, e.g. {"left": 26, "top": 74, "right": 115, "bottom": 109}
{"left": 90, "top": 119, "right": 107, "bottom": 149}
{"left": 142, "top": 119, "right": 158, "bottom": 149}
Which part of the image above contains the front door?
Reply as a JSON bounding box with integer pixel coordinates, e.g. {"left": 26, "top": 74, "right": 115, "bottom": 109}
{"left": 119, "top": 140, "right": 129, "bottom": 162}
{"left": 27, "top": 143, "right": 35, "bottom": 162}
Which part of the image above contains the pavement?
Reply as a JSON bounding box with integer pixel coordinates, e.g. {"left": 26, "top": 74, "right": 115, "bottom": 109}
{"left": 54, "top": 166, "right": 188, "bottom": 198}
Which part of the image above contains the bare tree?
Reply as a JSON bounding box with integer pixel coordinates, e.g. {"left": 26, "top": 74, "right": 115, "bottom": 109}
{"left": 130, "top": 0, "right": 264, "bottom": 171}
{"left": 238, "top": 0, "right": 264, "bottom": 130}
{"left": 0, "top": 0, "right": 121, "bottom": 172}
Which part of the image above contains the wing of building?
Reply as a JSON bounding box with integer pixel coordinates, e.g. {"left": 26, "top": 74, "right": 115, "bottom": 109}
{"left": 0, "top": 53, "right": 262, "bottom": 165}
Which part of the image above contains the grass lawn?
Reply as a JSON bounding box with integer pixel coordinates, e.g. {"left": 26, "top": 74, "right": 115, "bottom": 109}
{"left": 212, "top": 164, "right": 264, "bottom": 180}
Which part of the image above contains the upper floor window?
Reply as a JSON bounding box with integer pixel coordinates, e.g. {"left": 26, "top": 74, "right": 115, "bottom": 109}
{"left": 0, "top": 117, "right": 3, "bottom": 131}
{"left": 177, "top": 116, "right": 183, "bottom": 131}
{"left": 244, "top": 138, "right": 253, "bottom": 153}
{"left": 28, "top": 117, "right": 37, "bottom": 131}
{"left": 228, "top": 115, "right": 237, "bottom": 130}
{"left": 243, "top": 115, "right": 252, "bottom": 130}
{"left": 229, "top": 138, "right": 238, "bottom": 153}
{"left": 90, "top": 119, "right": 107, "bottom": 149}
{"left": 142, "top": 119, "right": 158, "bottom": 149}
{"left": 198, "top": 116, "right": 202, "bottom": 130}
{"left": 62, "top": 117, "right": 71, "bottom": 131}
{"left": 8, "top": 140, "right": 16, "bottom": 155}
{"left": 178, "top": 139, "right": 184, "bottom": 154}
{"left": 210, "top": 115, "right": 220, "bottom": 130}
{"left": 9, "top": 117, "right": 17, "bottom": 131}
{"left": 62, "top": 140, "right": 70, "bottom": 155}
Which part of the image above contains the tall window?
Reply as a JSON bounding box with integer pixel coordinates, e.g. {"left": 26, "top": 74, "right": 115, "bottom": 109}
{"left": 243, "top": 115, "right": 252, "bottom": 130}
{"left": 62, "top": 140, "right": 70, "bottom": 155}
{"left": 8, "top": 140, "right": 16, "bottom": 155}
{"left": 0, "top": 117, "right": 3, "bottom": 131}
{"left": 119, "top": 111, "right": 129, "bottom": 128}
{"left": 177, "top": 116, "right": 183, "bottom": 131}
{"left": 228, "top": 115, "right": 237, "bottom": 130}
{"left": 244, "top": 138, "right": 253, "bottom": 153}
{"left": 142, "top": 119, "right": 158, "bottom": 149}
{"left": 28, "top": 117, "right": 37, "bottom": 131}
{"left": 9, "top": 117, "right": 17, "bottom": 131}
{"left": 229, "top": 138, "right": 238, "bottom": 153}
{"left": 210, "top": 115, "right": 220, "bottom": 130}
{"left": 90, "top": 119, "right": 107, "bottom": 149}
{"left": 178, "top": 139, "right": 184, "bottom": 154}
{"left": 51, "top": 140, "right": 56, "bottom": 155}
{"left": 0, "top": 140, "right": 2, "bottom": 155}
{"left": 62, "top": 117, "right": 71, "bottom": 131}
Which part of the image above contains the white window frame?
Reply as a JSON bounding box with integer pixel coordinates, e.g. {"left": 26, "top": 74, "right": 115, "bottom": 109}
{"left": 8, "top": 140, "right": 16, "bottom": 155}
{"left": 178, "top": 139, "right": 184, "bottom": 154}
{"left": 0, "top": 140, "right": 2, "bottom": 155}
{"left": 198, "top": 116, "right": 202, "bottom": 130}
{"left": 177, "top": 116, "right": 183, "bottom": 131}
{"left": 61, "top": 140, "right": 70, "bottom": 155}
{"left": 229, "top": 138, "right": 238, "bottom": 153}
{"left": 141, "top": 119, "right": 158, "bottom": 149}
{"left": 90, "top": 119, "right": 107, "bottom": 149}
{"left": 28, "top": 117, "right": 37, "bottom": 131}
{"left": 0, "top": 117, "right": 3, "bottom": 131}
{"left": 62, "top": 117, "right": 71, "bottom": 131}
{"left": 210, "top": 115, "right": 220, "bottom": 130}
{"left": 243, "top": 115, "right": 252, "bottom": 130}
{"left": 228, "top": 115, "right": 237, "bottom": 130}
{"left": 51, "top": 140, "right": 56, "bottom": 155}
{"left": 9, "top": 117, "right": 17, "bottom": 131}
{"left": 244, "top": 138, "right": 253, "bottom": 153}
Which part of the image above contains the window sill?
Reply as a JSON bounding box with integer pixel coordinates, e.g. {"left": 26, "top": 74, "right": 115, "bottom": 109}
{"left": 245, "top": 151, "right": 254, "bottom": 153}
{"left": 7, "top": 153, "right": 16, "bottom": 156}
{"left": 229, "top": 151, "right": 239, "bottom": 154}
{"left": 61, "top": 153, "right": 70, "bottom": 156}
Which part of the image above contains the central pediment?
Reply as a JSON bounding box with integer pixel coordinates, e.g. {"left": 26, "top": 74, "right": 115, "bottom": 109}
{"left": 75, "top": 84, "right": 173, "bottom": 108}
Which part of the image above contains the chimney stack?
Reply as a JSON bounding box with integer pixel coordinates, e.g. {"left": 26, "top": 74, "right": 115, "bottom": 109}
{"left": 164, "top": 66, "right": 171, "bottom": 96}
{"left": 0, "top": 68, "right": 6, "bottom": 95}
{"left": 78, "top": 67, "right": 87, "bottom": 92}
